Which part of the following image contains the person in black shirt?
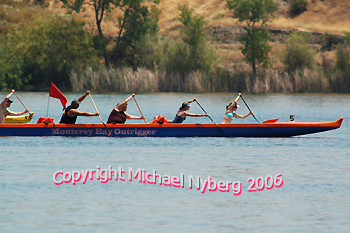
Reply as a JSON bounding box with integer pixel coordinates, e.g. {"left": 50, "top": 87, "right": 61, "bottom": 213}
{"left": 59, "top": 90, "right": 99, "bottom": 124}
{"left": 172, "top": 98, "right": 208, "bottom": 123}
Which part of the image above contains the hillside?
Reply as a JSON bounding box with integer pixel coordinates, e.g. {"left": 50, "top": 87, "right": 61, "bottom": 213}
{"left": 158, "top": 0, "right": 350, "bottom": 36}
{"left": 1, "top": 0, "right": 350, "bottom": 93}
{"left": 2, "top": 0, "right": 349, "bottom": 39}
{"left": 39, "top": 0, "right": 350, "bottom": 36}
{"left": 39, "top": 0, "right": 349, "bottom": 69}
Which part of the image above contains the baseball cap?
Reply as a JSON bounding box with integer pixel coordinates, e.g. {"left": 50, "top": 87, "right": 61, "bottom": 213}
{"left": 71, "top": 99, "right": 81, "bottom": 105}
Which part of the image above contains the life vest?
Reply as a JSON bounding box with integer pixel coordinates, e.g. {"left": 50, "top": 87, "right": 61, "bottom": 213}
{"left": 152, "top": 115, "right": 171, "bottom": 124}
{"left": 37, "top": 117, "right": 54, "bottom": 123}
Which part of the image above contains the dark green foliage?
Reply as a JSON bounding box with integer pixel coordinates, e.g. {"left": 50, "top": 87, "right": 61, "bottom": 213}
{"left": 226, "top": 0, "right": 279, "bottom": 75}
{"left": 0, "top": 14, "right": 98, "bottom": 90}
{"left": 336, "top": 44, "right": 350, "bottom": 72}
{"left": 344, "top": 32, "right": 350, "bottom": 46}
{"left": 0, "top": 37, "right": 24, "bottom": 90}
{"left": 132, "top": 34, "right": 161, "bottom": 70}
{"left": 226, "top": 0, "right": 279, "bottom": 24}
{"left": 288, "top": 0, "right": 308, "bottom": 17}
{"left": 283, "top": 32, "right": 316, "bottom": 73}
{"left": 114, "top": 0, "right": 160, "bottom": 69}
{"left": 157, "top": 38, "right": 193, "bottom": 75}
{"left": 147, "top": 4, "right": 220, "bottom": 79}
{"left": 178, "top": 4, "right": 207, "bottom": 70}
{"left": 332, "top": 39, "right": 350, "bottom": 92}
{"left": 322, "top": 33, "right": 337, "bottom": 51}
{"left": 60, "top": 0, "right": 92, "bottom": 14}
{"left": 240, "top": 28, "right": 271, "bottom": 71}
{"left": 60, "top": 0, "right": 118, "bottom": 68}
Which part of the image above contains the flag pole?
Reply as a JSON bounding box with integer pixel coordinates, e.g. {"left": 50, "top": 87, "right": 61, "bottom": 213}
{"left": 47, "top": 94, "right": 50, "bottom": 117}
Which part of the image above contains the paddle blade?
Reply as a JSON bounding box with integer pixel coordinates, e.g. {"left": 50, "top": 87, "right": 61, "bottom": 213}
{"left": 262, "top": 118, "right": 279, "bottom": 123}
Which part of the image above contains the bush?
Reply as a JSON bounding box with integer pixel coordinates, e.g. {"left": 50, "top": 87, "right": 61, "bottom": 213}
{"left": 288, "top": 0, "right": 308, "bottom": 17}
{"left": 1, "top": 13, "right": 99, "bottom": 90}
{"left": 322, "top": 33, "right": 337, "bottom": 51}
{"left": 178, "top": 4, "right": 207, "bottom": 71}
{"left": 344, "top": 32, "right": 350, "bottom": 46}
{"left": 283, "top": 32, "right": 316, "bottom": 73}
{"left": 0, "top": 35, "right": 25, "bottom": 90}
{"left": 335, "top": 44, "right": 350, "bottom": 72}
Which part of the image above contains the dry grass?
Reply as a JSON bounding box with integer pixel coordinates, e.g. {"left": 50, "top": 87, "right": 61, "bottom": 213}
{"left": 5, "top": 0, "right": 350, "bottom": 36}
{"left": 42, "top": 0, "right": 350, "bottom": 37}
{"left": 70, "top": 65, "right": 346, "bottom": 93}
{"left": 273, "top": 0, "right": 350, "bottom": 35}
{"left": 157, "top": 0, "right": 350, "bottom": 35}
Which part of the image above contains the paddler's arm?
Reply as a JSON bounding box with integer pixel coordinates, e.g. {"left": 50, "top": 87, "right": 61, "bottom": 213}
{"left": 1, "top": 89, "right": 15, "bottom": 105}
{"left": 187, "top": 98, "right": 197, "bottom": 104}
{"left": 7, "top": 109, "right": 29, "bottom": 116}
{"left": 67, "top": 109, "right": 99, "bottom": 117}
{"left": 78, "top": 90, "right": 90, "bottom": 103}
{"left": 227, "top": 93, "right": 241, "bottom": 111}
{"left": 125, "top": 112, "right": 144, "bottom": 120}
{"left": 122, "top": 94, "right": 135, "bottom": 105}
{"left": 116, "top": 94, "right": 135, "bottom": 110}
{"left": 233, "top": 93, "right": 241, "bottom": 104}
{"left": 185, "top": 112, "right": 209, "bottom": 117}
{"left": 234, "top": 110, "right": 252, "bottom": 119}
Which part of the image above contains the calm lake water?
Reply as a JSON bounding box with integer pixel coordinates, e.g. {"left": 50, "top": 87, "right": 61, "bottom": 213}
{"left": 1, "top": 92, "right": 349, "bottom": 232}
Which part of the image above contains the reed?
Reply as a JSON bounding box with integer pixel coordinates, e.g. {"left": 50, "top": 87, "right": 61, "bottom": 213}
{"left": 70, "top": 67, "right": 158, "bottom": 92}
{"left": 70, "top": 66, "right": 349, "bottom": 93}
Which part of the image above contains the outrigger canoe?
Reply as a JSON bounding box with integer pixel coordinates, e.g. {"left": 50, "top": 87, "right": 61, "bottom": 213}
{"left": 5, "top": 112, "right": 34, "bottom": 123}
{"left": 0, "top": 118, "right": 343, "bottom": 137}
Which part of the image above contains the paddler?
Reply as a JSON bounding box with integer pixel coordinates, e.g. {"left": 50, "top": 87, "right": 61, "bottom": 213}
{"left": 172, "top": 98, "right": 209, "bottom": 123}
{"left": 221, "top": 93, "right": 252, "bottom": 124}
{"left": 59, "top": 90, "right": 99, "bottom": 124}
{"left": 0, "top": 89, "right": 29, "bottom": 123}
{"left": 107, "top": 94, "right": 145, "bottom": 124}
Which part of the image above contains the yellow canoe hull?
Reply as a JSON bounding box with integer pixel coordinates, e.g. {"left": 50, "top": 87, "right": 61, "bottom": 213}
{"left": 5, "top": 112, "right": 34, "bottom": 123}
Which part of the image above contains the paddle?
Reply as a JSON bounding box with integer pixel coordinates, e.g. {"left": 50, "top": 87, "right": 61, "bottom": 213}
{"left": 132, "top": 96, "right": 147, "bottom": 124}
{"left": 194, "top": 100, "right": 225, "bottom": 133}
{"left": 13, "top": 91, "right": 33, "bottom": 118}
{"left": 88, "top": 94, "right": 109, "bottom": 132}
{"left": 240, "top": 94, "right": 260, "bottom": 123}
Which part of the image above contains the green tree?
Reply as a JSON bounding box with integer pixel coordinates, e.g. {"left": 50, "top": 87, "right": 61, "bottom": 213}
{"left": 113, "top": 0, "right": 160, "bottom": 68}
{"left": 0, "top": 36, "right": 24, "bottom": 90}
{"left": 337, "top": 32, "right": 350, "bottom": 73}
{"left": 3, "top": 14, "right": 98, "bottom": 88}
{"left": 283, "top": 32, "right": 316, "bottom": 73}
{"left": 226, "top": 0, "right": 279, "bottom": 75}
{"left": 288, "top": 0, "right": 308, "bottom": 17}
{"left": 60, "top": 0, "right": 118, "bottom": 68}
{"left": 334, "top": 32, "right": 350, "bottom": 92}
{"left": 178, "top": 4, "right": 207, "bottom": 70}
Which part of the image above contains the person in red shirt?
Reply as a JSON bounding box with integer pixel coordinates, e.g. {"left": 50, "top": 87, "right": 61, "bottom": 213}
{"left": 107, "top": 94, "right": 144, "bottom": 124}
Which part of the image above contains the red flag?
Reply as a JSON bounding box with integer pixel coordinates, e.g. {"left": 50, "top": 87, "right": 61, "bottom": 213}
{"left": 49, "top": 82, "right": 67, "bottom": 110}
